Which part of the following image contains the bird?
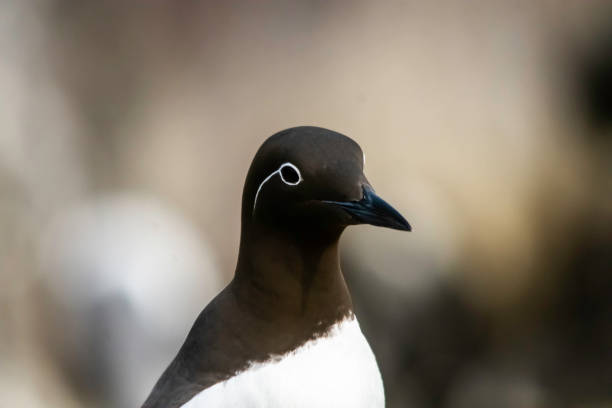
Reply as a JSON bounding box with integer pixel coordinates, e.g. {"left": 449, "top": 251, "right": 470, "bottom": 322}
{"left": 142, "top": 126, "right": 411, "bottom": 408}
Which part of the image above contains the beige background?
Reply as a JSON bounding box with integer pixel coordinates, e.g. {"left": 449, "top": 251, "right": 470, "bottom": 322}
{"left": 1, "top": 1, "right": 610, "bottom": 407}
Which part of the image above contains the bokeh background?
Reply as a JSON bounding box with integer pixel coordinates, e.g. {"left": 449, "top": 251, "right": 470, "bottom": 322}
{"left": 1, "top": 1, "right": 611, "bottom": 407}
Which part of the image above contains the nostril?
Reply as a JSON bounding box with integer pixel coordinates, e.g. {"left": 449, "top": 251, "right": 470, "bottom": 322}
{"left": 358, "top": 185, "right": 373, "bottom": 200}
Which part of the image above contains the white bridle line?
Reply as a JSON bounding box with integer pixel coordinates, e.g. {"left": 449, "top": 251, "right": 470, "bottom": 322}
{"left": 252, "top": 169, "right": 281, "bottom": 215}
{"left": 252, "top": 162, "right": 302, "bottom": 215}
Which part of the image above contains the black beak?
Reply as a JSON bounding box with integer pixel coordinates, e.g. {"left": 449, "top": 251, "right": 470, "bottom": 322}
{"left": 324, "top": 186, "right": 411, "bottom": 231}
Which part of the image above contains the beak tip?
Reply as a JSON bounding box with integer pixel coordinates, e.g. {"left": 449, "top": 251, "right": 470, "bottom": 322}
{"left": 395, "top": 219, "right": 412, "bottom": 232}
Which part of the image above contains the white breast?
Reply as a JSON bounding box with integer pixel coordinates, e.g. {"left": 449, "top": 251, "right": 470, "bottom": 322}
{"left": 181, "top": 316, "right": 385, "bottom": 408}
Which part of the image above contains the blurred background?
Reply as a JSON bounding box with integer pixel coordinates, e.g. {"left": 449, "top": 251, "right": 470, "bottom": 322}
{"left": 1, "top": 1, "right": 611, "bottom": 407}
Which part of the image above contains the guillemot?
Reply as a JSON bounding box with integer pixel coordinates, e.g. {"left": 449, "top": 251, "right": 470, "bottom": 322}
{"left": 142, "top": 126, "right": 411, "bottom": 408}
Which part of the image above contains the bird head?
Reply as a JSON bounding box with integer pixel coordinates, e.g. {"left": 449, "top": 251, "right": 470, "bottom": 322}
{"left": 242, "top": 126, "right": 410, "bottom": 239}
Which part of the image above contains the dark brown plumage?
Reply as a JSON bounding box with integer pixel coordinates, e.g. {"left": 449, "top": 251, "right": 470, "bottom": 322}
{"left": 142, "top": 126, "right": 410, "bottom": 408}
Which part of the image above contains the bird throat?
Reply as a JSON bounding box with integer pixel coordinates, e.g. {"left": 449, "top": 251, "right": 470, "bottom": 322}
{"left": 232, "top": 222, "right": 354, "bottom": 334}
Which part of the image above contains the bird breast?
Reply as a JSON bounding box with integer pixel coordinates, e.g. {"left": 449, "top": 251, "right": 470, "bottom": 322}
{"left": 181, "top": 315, "right": 385, "bottom": 408}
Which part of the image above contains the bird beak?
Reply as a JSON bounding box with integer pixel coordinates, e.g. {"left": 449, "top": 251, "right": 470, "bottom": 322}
{"left": 324, "top": 186, "right": 411, "bottom": 231}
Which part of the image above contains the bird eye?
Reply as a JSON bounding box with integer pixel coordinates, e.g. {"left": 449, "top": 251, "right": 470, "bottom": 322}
{"left": 252, "top": 162, "right": 302, "bottom": 214}
{"left": 279, "top": 163, "right": 301, "bottom": 185}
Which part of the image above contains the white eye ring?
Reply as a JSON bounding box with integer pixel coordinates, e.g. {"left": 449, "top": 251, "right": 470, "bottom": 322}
{"left": 252, "top": 162, "right": 303, "bottom": 214}
{"left": 278, "top": 162, "right": 302, "bottom": 185}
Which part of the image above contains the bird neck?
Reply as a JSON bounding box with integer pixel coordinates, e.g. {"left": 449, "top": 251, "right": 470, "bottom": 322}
{"left": 232, "top": 223, "right": 353, "bottom": 322}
